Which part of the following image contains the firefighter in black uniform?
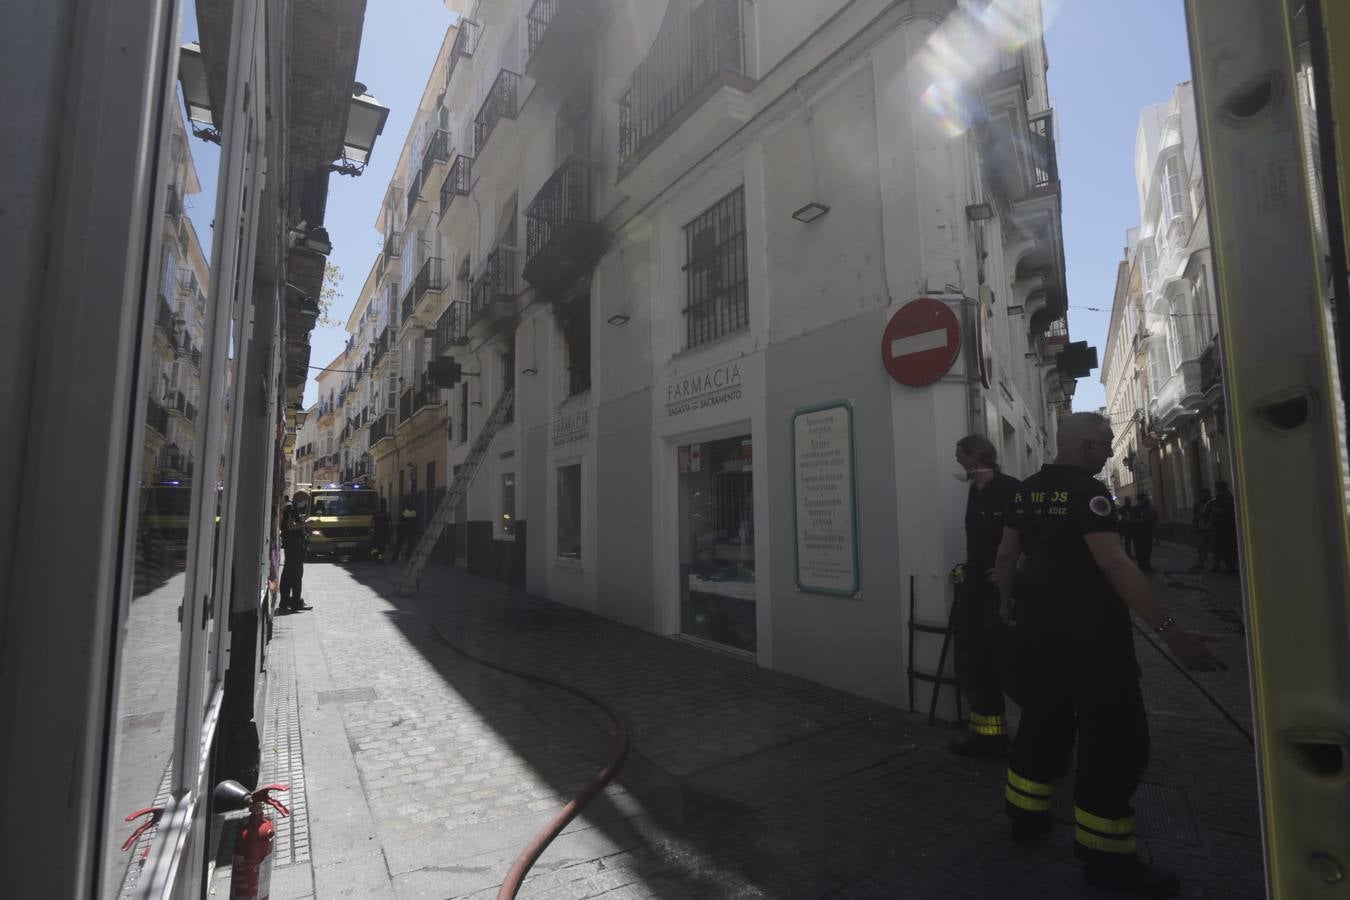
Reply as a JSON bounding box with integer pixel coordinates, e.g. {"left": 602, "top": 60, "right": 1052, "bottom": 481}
{"left": 279, "top": 498, "right": 312, "bottom": 612}
{"left": 949, "top": 434, "right": 1021, "bottom": 756}
{"left": 994, "top": 413, "right": 1220, "bottom": 897}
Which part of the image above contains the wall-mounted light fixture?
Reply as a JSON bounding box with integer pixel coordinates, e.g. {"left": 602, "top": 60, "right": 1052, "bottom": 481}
{"left": 607, "top": 313, "right": 631, "bottom": 326}
{"left": 791, "top": 202, "right": 830, "bottom": 224}
{"left": 332, "top": 83, "right": 391, "bottom": 177}
{"left": 965, "top": 202, "right": 995, "bottom": 222}
{"left": 177, "top": 43, "right": 221, "bottom": 143}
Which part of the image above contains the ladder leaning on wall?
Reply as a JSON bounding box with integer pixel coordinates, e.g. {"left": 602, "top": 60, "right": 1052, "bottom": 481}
{"left": 397, "top": 385, "right": 514, "bottom": 596}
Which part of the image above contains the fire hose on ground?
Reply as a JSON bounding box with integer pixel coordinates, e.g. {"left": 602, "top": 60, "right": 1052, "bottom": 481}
{"left": 398, "top": 579, "right": 631, "bottom": 900}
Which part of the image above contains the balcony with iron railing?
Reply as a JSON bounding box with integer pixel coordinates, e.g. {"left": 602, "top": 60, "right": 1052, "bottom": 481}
{"left": 440, "top": 154, "right": 472, "bottom": 216}
{"left": 1028, "top": 111, "right": 1058, "bottom": 192}
{"left": 397, "top": 377, "right": 440, "bottom": 426}
{"left": 470, "top": 246, "right": 521, "bottom": 330}
{"left": 165, "top": 184, "right": 183, "bottom": 220}
{"left": 474, "top": 70, "right": 520, "bottom": 156}
{"left": 523, "top": 158, "right": 606, "bottom": 295}
{"left": 448, "top": 19, "right": 480, "bottom": 88}
{"left": 369, "top": 410, "right": 395, "bottom": 445}
{"left": 401, "top": 257, "right": 447, "bottom": 324}
{"left": 146, "top": 396, "right": 169, "bottom": 438}
{"left": 433, "top": 301, "right": 471, "bottom": 357}
{"left": 618, "top": 0, "right": 751, "bottom": 172}
{"left": 416, "top": 130, "right": 451, "bottom": 206}
{"left": 526, "top": 0, "right": 603, "bottom": 80}
{"left": 384, "top": 229, "right": 402, "bottom": 259}
{"left": 164, "top": 390, "right": 188, "bottom": 418}
{"left": 372, "top": 326, "right": 389, "bottom": 367}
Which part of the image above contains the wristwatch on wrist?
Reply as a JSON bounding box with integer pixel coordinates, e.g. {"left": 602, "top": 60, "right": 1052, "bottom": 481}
{"left": 1154, "top": 616, "right": 1176, "bottom": 635}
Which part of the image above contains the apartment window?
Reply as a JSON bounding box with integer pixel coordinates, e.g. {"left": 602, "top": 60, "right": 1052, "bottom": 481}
{"left": 682, "top": 187, "right": 748, "bottom": 348}
{"left": 1161, "top": 155, "right": 1187, "bottom": 222}
{"left": 501, "top": 473, "right": 516, "bottom": 537}
{"left": 1139, "top": 240, "right": 1157, "bottom": 286}
{"left": 557, "top": 464, "right": 581, "bottom": 560}
{"left": 560, "top": 294, "right": 591, "bottom": 396}
{"left": 556, "top": 88, "right": 592, "bottom": 160}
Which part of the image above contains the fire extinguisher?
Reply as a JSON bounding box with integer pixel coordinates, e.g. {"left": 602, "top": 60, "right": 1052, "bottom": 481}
{"left": 215, "top": 780, "right": 289, "bottom": 900}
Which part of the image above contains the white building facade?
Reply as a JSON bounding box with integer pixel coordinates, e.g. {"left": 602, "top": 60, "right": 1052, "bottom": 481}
{"left": 362, "top": 0, "right": 1077, "bottom": 708}
{"left": 1124, "top": 82, "right": 1227, "bottom": 533}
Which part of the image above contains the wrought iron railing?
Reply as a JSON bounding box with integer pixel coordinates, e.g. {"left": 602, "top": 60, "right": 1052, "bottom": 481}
{"left": 527, "top": 0, "right": 562, "bottom": 59}
{"left": 470, "top": 247, "right": 520, "bottom": 321}
{"left": 372, "top": 326, "right": 389, "bottom": 367}
{"left": 474, "top": 70, "right": 520, "bottom": 155}
{"left": 448, "top": 19, "right": 479, "bottom": 86}
{"left": 433, "top": 302, "right": 470, "bottom": 356}
{"left": 185, "top": 401, "right": 197, "bottom": 424}
{"left": 165, "top": 184, "right": 182, "bottom": 219}
{"left": 369, "top": 410, "right": 395, "bottom": 444}
{"left": 418, "top": 130, "right": 451, "bottom": 193}
{"left": 384, "top": 229, "right": 402, "bottom": 258}
{"left": 441, "top": 155, "right": 472, "bottom": 214}
{"left": 1029, "top": 111, "right": 1058, "bottom": 189}
{"left": 406, "top": 170, "right": 423, "bottom": 216}
{"left": 146, "top": 397, "right": 169, "bottom": 437}
{"left": 526, "top": 158, "right": 597, "bottom": 265}
{"left": 618, "top": 0, "right": 746, "bottom": 164}
{"left": 164, "top": 390, "right": 188, "bottom": 416}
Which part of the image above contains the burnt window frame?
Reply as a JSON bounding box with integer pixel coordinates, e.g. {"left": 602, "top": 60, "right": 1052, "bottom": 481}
{"left": 681, "top": 186, "right": 748, "bottom": 348}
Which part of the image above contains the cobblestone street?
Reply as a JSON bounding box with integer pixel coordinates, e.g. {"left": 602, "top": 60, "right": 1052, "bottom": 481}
{"left": 259, "top": 540, "right": 1263, "bottom": 899}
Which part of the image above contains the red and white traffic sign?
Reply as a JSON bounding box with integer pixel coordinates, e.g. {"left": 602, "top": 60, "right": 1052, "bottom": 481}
{"left": 881, "top": 297, "right": 962, "bottom": 387}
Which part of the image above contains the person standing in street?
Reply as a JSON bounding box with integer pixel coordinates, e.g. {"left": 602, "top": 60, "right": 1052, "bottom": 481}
{"left": 279, "top": 497, "right": 312, "bottom": 612}
{"left": 1212, "top": 481, "right": 1239, "bottom": 574}
{"left": 994, "top": 413, "right": 1221, "bottom": 897}
{"left": 1190, "top": 487, "right": 1216, "bottom": 571}
{"left": 397, "top": 501, "right": 419, "bottom": 562}
{"left": 949, "top": 434, "right": 1021, "bottom": 757}
{"left": 371, "top": 499, "right": 391, "bottom": 562}
{"left": 1133, "top": 491, "right": 1157, "bottom": 572}
{"left": 1118, "top": 496, "right": 1137, "bottom": 559}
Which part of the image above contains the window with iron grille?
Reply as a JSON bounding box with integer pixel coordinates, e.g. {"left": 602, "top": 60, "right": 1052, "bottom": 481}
{"left": 561, "top": 294, "right": 591, "bottom": 396}
{"left": 682, "top": 187, "right": 748, "bottom": 348}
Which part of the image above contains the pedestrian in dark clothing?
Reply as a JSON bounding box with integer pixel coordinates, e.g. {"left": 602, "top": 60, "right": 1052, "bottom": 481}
{"left": 1212, "top": 481, "right": 1239, "bottom": 573}
{"left": 1191, "top": 488, "right": 1216, "bottom": 570}
{"left": 948, "top": 434, "right": 1021, "bottom": 757}
{"left": 396, "top": 503, "right": 419, "bottom": 562}
{"left": 371, "top": 500, "right": 391, "bottom": 562}
{"left": 279, "top": 498, "right": 312, "bottom": 612}
{"left": 1118, "top": 497, "right": 1137, "bottom": 559}
{"left": 995, "top": 413, "right": 1221, "bottom": 897}
{"left": 1133, "top": 492, "right": 1157, "bottom": 572}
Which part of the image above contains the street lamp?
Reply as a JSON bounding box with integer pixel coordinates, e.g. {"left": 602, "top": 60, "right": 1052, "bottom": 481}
{"left": 177, "top": 42, "right": 220, "bottom": 143}
{"left": 332, "top": 83, "right": 391, "bottom": 177}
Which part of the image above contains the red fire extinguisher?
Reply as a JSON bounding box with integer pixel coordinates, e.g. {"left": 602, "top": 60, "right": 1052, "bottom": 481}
{"left": 224, "top": 782, "right": 290, "bottom": 900}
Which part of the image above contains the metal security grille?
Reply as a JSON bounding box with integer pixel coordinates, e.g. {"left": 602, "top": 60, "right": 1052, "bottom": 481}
{"left": 682, "top": 187, "right": 748, "bottom": 347}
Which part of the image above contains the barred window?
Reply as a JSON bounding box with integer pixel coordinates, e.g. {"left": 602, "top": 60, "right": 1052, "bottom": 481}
{"left": 682, "top": 187, "right": 748, "bottom": 348}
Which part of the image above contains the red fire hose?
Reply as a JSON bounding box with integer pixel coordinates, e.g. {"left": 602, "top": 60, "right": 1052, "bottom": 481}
{"left": 409, "top": 588, "right": 630, "bottom": 899}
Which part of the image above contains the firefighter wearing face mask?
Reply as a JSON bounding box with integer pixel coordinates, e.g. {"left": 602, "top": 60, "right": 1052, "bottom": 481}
{"left": 995, "top": 412, "right": 1222, "bottom": 898}
{"left": 949, "top": 434, "right": 1021, "bottom": 757}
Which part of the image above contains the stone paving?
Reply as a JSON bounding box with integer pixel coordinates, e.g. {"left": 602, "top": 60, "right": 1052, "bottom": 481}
{"left": 261, "top": 539, "right": 1264, "bottom": 899}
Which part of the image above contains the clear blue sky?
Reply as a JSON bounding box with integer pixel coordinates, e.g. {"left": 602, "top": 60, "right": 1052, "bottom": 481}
{"left": 188, "top": 1, "right": 1193, "bottom": 415}
{"left": 1044, "top": 0, "right": 1192, "bottom": 412}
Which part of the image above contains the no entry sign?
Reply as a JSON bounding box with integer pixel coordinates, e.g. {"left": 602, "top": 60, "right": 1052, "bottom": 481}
{"left": 881, "top": 298, "right": 962, "bottom": 387}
